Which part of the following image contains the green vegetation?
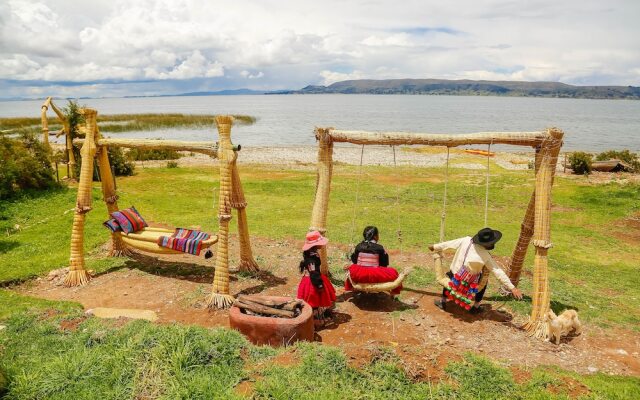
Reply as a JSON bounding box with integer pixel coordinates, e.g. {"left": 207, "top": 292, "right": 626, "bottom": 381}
{"left": 1, "top": 162, "right": 639, "bottom": 398}
{"left": 1, "top": 308, "right": 638, "bottom": 399}
{"left": 0, "top": 133, "right": 56, "bottom": 200}
{"left": 1, "top": 163, "right": 639, "bottom": 329}
{"left": 166, "top": 160, "right": 179, "bottom": 168}
{"left": 568, "top": 152, "right": 592, "bottom": 175}
{"left": 127, "top": 148, "right": 182, "bottom": 161}
{"left": 596, "top": 149, "right": 640, "bottom": 172}
{"left": 0, "top": 113, "right": 257, "bottom": 136}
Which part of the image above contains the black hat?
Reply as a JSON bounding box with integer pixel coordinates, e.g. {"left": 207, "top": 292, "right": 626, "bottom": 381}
{"left": 473, "top": 227, "right": 502, "bottom": 247}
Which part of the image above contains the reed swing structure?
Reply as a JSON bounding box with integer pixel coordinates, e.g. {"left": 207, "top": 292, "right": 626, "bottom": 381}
{"left": 309, "top": 127, "right": 564, "bottom": 339}
{"left": 61, "top": 108, "right": 258, "bottom": 309}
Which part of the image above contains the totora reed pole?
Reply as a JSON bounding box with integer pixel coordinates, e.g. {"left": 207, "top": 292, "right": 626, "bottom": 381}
{"left": 207, "top": 115, "right": 236, "bottom": 309}
{"left": 310, "top": 128, "right": 334, "bottom": 275}
{"left": 523, "top": 128, "right": 563, "bottom": 339}
{"left": 65, "top": 108, "right": 98, "bottom": 286}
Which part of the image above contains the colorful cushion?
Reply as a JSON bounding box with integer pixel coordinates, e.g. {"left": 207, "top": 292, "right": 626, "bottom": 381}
{"left": 111, "top": 206, "right": 148, "bottom": 234}
{"left": 103, "top": 218, "right": 122, "bottom": 232}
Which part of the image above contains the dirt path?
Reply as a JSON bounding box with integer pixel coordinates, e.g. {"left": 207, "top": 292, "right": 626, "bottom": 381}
{"left": 16, "top": 236, "right": 640, "bottom": 378}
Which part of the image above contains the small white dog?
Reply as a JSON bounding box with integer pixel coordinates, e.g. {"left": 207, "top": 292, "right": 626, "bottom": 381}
{"left": 546, "top": 309, "right": 582, "bottom": 344}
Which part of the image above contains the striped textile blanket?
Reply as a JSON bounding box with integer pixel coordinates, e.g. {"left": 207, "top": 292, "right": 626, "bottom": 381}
{"left": 157, "top": 228, "right": 210, "bottom": 255}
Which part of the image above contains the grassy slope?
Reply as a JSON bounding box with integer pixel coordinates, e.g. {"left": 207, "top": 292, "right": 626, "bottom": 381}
{"left": 1, "top": 163, "right": 638, "bottom": 329}
{"left": 1, "top": 163, "right": 639, "bottom": 398}
{"left": 1, "top": 308, "right": 639, "bottom": 399}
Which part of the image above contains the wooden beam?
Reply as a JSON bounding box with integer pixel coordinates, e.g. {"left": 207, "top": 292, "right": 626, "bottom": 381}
{"left": 73, "top": 138, "right": 221, "bottom": 157}
{"left": 327, "top": 129, "right": 548, "bottom": 147}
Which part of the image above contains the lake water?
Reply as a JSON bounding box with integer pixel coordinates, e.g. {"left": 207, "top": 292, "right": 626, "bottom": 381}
{"left": 1, "top": 95, "right": 639, "bottom": 151}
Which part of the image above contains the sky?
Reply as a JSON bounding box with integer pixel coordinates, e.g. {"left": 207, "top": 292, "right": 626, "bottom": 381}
{"left": 1, "top": 0, "right": 639, "bottom": 99}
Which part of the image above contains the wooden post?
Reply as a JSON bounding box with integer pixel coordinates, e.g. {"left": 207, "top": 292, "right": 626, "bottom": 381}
{"left": 310, "top": 128, "right": 334, "bottom": 275}
{"left": 524, "top": 128, "right": 563, "bottom": 339}
{"left": 96, "top": 141, "right": 129, "bottom": 257}
{"left": 231, "top": 164, "right": 259, "bottom": 273}
{"left": 207, "top": 115, "right": 236, "bottom": 309}
{"left": 64, "top": 108, "right": 98, "bottom": 287}
{"left": 505, "top": 147, "right": 543, "bottom": 286}
{"left": 40, "top": 97, "right": 51, "bottom": 149}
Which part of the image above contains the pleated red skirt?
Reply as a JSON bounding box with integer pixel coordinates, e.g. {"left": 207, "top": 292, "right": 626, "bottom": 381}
{"left": 297, "top": 275, "right": 336, "bottom": 308}
{"left": 344, "top": 264, "right": 402, "bottom": 295}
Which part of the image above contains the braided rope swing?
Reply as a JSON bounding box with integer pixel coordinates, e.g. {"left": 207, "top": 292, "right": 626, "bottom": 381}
{"left": 348, "top": 144, "right": 366, "bottom": 248}
{"left": 484, "top": 140, "right": 493, "bottom": 227}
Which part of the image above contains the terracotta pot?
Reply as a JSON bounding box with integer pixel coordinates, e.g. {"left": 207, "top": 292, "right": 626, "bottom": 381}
{"left": 229, "top": 296, "right": 314, "bottom": 346}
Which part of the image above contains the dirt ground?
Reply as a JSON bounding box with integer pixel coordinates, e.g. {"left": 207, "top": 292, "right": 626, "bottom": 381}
{"left": 16, "top": 236, "right": 640, "bottom": 380}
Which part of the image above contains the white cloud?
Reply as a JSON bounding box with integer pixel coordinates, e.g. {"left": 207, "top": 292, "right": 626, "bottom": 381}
{"left": 1, "top": 0, "right": 639, "bottom": 98}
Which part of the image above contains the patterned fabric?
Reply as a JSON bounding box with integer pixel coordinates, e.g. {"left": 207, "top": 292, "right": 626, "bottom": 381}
{"left": 157, "top": 228, "right": 210, "bottom": 255}
{"left": 102, "top": 218, "right": 122, "bottom": 232}
{"left": 356, "top": 252, "right": 380, "bottom": 267}
{"left": 111, "top": 206, "right": 147, "bottom": 234}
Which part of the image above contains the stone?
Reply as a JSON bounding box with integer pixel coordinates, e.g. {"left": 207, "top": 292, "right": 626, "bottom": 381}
{"left": 587, "top": 366, "right": 599, "bottom": 373}
{"left": 616, "top": 349, "right": 628, "bottom": 355}
{"left": 86, "top": 307, "right": 158, "bottom": 321}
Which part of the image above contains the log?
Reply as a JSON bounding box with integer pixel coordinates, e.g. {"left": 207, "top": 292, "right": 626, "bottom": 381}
{"left": 237, "top": 295, "right": 303, "bottom": 311}
{"left": 327, "top": 129, "right": 548, "bottom": 147}
{"left": 73, "top": 138, "right": 222, "bottom": 157}
{"left": 234, "top": 299, "right": 295, "bottom": 318}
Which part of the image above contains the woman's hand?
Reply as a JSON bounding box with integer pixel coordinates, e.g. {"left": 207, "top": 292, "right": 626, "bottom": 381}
{"left": 511, "top": 287, "right": 523, "bottom": 300}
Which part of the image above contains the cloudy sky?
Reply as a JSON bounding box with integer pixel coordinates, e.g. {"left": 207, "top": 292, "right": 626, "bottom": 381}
{"left": 1, "top": 0, "right": 639, "bottom": 98}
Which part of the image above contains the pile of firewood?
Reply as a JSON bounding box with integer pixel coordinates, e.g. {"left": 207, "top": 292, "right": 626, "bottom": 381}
{"left": 234, "top": 295, "right": 304, "bottom": 318}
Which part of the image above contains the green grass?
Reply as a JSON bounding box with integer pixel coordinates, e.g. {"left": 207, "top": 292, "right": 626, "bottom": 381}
{"left": 1, "top": 163, "right": 639, "bottom": 329}
{"left": 0, "top": 113, "right": 256, "bottom": 136}
{"left": 1, "top": 163, "right": 639, "bottom": 398}
{"left": 1, "top": 307, "right": 639, "bottom": 399}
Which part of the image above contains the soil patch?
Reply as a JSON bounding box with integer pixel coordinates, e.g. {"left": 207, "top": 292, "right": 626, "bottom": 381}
{"left": 16, "top": 236, "right": 640, "bottom": 378}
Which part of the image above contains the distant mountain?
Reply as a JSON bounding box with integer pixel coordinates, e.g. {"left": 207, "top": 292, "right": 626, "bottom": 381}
{"left": 282, "top": 79, "right": 640, "bottom": 99}
{"left": 174, "top": 88, "right": 267, "bottom": 96}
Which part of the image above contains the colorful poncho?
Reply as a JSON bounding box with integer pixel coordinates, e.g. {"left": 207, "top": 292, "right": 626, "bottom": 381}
{"left": 444, "top": 265, "right": 481, "bottom": 310}
{"left": 157, "top": 228, "right": 210, "bottom": 255}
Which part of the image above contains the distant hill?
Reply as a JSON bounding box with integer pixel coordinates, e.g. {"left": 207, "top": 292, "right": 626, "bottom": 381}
{"left": 175, "top": 88, "right": 267, "bottom": 96}
{"left": 281, "top": 79, "right": 640, "bottom": 99}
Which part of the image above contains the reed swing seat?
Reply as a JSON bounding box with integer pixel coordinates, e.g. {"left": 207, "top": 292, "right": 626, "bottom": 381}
{"left": 346, "top": 145, "right": 412, "bottom": 294}
{"left": 115, "top": 226, "right": 219, "bottom": 255}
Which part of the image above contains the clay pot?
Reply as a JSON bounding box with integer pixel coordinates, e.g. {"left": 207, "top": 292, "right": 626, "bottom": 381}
{"left": 229, "top": 296, "right": 314, "bottom": 346}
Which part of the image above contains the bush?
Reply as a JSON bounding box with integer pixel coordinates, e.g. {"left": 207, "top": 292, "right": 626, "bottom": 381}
{"left": 596, "top": 149, "right": 639, "bottom": 172}
{"left": 569, "top": 152, "right": 592, "bottom": 175}
{"left": 108, "top": 147, "right": 135, "bottom": 176}
{"left": 166, "top": 160, "right": 179, "bottom": 168}
{"left": 127, "top": 148, "right": 182, "bottom": 161}
{"left": 0, "top": 133, "right": 57, "bottom": 199}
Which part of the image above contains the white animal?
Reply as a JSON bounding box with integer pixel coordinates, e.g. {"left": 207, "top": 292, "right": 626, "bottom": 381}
{"left": 546, "top": 309, "right": 582, "bottom": 345}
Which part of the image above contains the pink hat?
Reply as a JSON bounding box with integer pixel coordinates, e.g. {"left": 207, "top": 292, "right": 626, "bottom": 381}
{"left": 302, "top": 230, "right": 328, "bottom": 251}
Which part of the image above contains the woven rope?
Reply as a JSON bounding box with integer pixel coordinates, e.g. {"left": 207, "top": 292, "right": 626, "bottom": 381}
{"left": 349, "top": 144, "right": 365, "bottom": 247}
{"left": 392, "top": 146, "right": 403, "bottom": 255}
{"left": 484, "top": 141, "right": 492, "bottom": 227}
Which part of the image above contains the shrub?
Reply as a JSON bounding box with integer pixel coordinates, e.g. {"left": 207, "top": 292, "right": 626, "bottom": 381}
{"left": 167, "top": 160, "right": 179, "bottom": 168}
{"left": 108, "top": 147, "right": 135, "bottom": 176}
{"left": 0, "top": 133, "right": 57, "bottom": 199}
{"left": 127, "top": 148, "right": 182, "bottom": 161}
{"left": 595, "top": 149, "right": 639, "bottom": 172}
{"left": 568, "top": 152, "right": 592, "bottom": 175}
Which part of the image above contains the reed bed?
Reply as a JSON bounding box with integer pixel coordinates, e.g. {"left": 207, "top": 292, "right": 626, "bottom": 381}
{"left": 0, "top": 113, "right": 256, "bottom": 135}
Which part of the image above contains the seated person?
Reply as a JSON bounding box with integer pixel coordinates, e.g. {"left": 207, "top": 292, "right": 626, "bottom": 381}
{"left": 429, "top": 227, "right": 523, "bottom": 314}
{"left": 344, "top": 226, "right": 402, "bottom": 295}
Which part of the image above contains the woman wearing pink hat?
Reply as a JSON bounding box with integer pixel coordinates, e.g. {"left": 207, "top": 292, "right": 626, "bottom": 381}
{"left": 296, "top": 230, "right": 336, "bottom": 324}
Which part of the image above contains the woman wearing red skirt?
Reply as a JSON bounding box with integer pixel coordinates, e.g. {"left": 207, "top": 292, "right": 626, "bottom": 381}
{"left": 296, "top": 231, "right": 336, "bottom": 323}
{"left": 344, "top": 226, "right": 402, "bottom": 295}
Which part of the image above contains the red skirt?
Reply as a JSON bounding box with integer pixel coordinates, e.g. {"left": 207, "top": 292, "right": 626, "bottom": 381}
{"left": 345, "top": 264, "right": 402, "bottom": 295}
{"left": 297, "top": 275, "right": 336, "bottom": 308}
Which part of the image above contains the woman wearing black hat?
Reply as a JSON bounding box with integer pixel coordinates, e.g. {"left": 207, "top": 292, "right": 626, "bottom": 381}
{"left": 428, "top": 227, "right": 523, "bottom": 314}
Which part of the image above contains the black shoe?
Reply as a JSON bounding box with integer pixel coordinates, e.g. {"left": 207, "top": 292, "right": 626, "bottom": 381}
{"left": 469, "top": 306, "right": 482, "bottom": 315}
{"left": 434, "top": 299, "right": 447, "bottom": 311}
